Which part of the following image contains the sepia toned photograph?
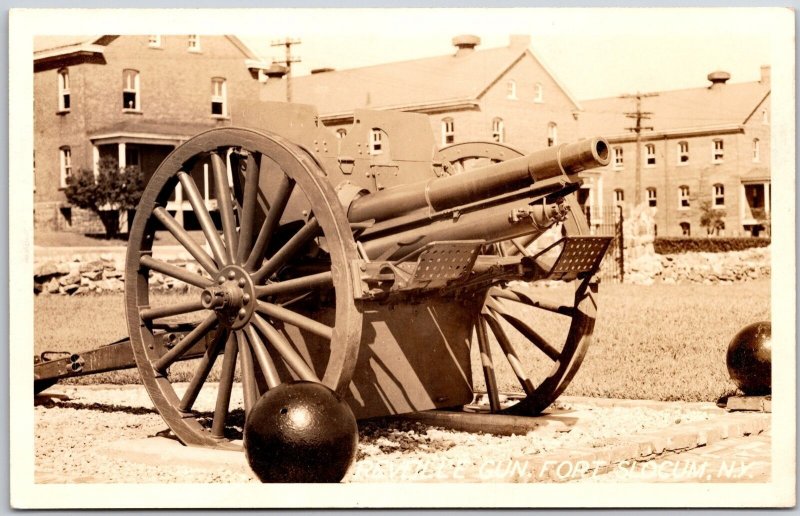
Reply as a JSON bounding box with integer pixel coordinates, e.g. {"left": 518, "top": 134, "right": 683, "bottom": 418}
{"left": 9, "top": 7, "right": 795, "bottom": 508}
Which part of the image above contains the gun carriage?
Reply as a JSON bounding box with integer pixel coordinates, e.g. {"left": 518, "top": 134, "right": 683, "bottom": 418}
{"left": 35, "top": 101, "right": 611, "bottom": 452}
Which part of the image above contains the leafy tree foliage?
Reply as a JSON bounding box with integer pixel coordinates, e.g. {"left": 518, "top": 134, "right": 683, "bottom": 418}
{"left": 698, "top": 199, "right": 726, "bottom": 236}
{"left": 64, "top": 157, "right": 144, "bottom": 237}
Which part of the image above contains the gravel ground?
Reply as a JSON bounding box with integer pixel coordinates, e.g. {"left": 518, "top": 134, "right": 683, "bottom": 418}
{"left": 35, "top": 384, "right": 718, "bottom": 483}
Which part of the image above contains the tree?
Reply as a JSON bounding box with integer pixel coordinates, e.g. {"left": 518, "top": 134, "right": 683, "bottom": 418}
{"left": 699, "top": 199, "right": 726, "bottom": 236}
{"left": 64, "top": 157, "right": 144, "bottom": 238}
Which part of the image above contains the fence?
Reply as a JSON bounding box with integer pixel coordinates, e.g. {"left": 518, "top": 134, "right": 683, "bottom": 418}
{"left": 585, "top": 205, "right": 624, "bottom": 283}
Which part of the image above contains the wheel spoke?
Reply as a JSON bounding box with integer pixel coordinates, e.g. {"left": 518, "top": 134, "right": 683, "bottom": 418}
{"left": 484, "top": 310, "right": 535, "bottom": 396}
{"left": 251, "top": 313, "right": 319, "bottom": 382}
{"left": 236, "top": 331, "right": 259, "bottom": 417}
{"left": 235, "top": 152, "right": 262, "bottom": 264}
{"left": 139, "top": 299, "right": 206, "bottom": 321}
{"left": 256, "top": 301, "right": 333, "bottom": 341}
{"left": 179, "top": 328, "right": 227, "bottom": 412}
{"left": 245, "top": 175, "right": 295, "bottom": 271}
{"left": 488, "top": 299, "right": 561, "bottom": 362}
{"left": 153, "top": 314, "right": 217, "bottom": 372}
{"left": 496, "top": 286, "right": 576, "bottom": 317}
{"left": 245, "top": 324, "right": 281, "bottom": 389}
{"left": 252, "top": 218, "right": 320, "bottom": 284}
{"left": 211, "top": 151, "right": 238, "bottom": 262}
{"left": 140, "top": 255, "right": 212, "bottom": 289}
{"left": 153, "top": 206, "right": 218, "bottom": 276}
{"left": 255, "top": 271, "right": 333, "bottom": 299}
{"left": 211, "top": 333, "right": 238, "bottom": 439}
{"left": 475, "top": 315, "right": 501, "bottom": 412}
{"left": 178, "top": 171, "right": 228, "bottom": 267}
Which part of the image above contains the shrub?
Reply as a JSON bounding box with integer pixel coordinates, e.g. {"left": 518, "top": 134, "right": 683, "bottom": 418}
{"left": 654, "top": 237, "right": 771, "bottom": 254}
{"left": 64, "top": 157, "right": 144, "bottom": 237}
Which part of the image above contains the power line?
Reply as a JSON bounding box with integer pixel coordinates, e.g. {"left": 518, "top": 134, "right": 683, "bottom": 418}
{"left": 271, "top": 38, "right": 302, "bottom": 102}
{"left": 620, "top": 92, "right": 658, "bottom": 205}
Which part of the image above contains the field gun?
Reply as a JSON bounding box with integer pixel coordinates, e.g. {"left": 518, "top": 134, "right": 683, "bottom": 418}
{"left": 35, "top": 101, "right": 612, "bottom": 451}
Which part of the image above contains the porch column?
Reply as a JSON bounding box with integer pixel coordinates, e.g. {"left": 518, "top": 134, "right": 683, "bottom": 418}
{"left": 118, "top": 142, "right": 126, "bottom": 170}
{"left": 764, "top": 182, "right": 770, "bottom": 215}
{"left": 596, "top": 175, "right": 604, "bottom": 212}
{"left": 739, "top": 184, "right": 746, "bottom": 236}
{"left": 92, "top": 145, "right": 100, "bottom": 177}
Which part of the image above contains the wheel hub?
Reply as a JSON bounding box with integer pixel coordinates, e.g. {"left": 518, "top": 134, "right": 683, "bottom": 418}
{"left": 201, "top": 265, "right": 255, "bottom": 330}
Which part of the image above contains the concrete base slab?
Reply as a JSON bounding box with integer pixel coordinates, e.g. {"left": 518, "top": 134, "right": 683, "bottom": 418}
{"left": 99, "top": 436, "right": 250, "bottom": 474}
{"left": 726, "top": 395, "right": 771, "bottom": 412}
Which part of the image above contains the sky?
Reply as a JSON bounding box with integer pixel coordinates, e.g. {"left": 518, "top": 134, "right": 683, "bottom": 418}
{"left": 236, "top": 8, "right": 784, "bottom": 101}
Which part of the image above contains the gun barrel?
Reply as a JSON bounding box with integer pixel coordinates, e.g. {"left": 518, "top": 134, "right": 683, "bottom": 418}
{"left": 347, "top": 137, "right": 609, "bottom": 223}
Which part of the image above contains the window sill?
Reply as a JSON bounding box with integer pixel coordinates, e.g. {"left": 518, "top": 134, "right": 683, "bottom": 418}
{"left": 188, "top": 48, "right": 202, "bottom": 54}
{"left": 534, "top": 100, "right": 544, "bottom": 104}
{"left": 678, "top": 206, "right": 690, "bottom": 211}
{"left": 211, "top": 115, "right": 230, "bottom": 120}
{"left": 613, "top": 166, "right": 624, "bottom": 171}
{"left": 645, "top": 164, "right": 656, "bottom": 168}
{"left": 123, "top": 109, "right": 143, "bottom": 115}
{"left": 677, "top": 162, "right": 688, "bottom": 167}
{"left": 56, "top": 109, "right": 70, "bottom": 115}
{"left": 712, "top": 160, "right": 724, "bottom": 165}
{"left": 148, "top": 45, "right": 163, "bottom": 50}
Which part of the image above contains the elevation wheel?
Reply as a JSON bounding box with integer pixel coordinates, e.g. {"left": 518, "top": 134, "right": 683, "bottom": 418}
{"left": 438, "top": 141, "right": 597, "bottom": 416}
{"left": 125, "top": 128, "right": 362, "bottom": 448}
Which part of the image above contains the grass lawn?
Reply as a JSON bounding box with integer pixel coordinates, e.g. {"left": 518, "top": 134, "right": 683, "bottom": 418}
{"left": 33, "top": 280, "right": 770, "bottom": 402}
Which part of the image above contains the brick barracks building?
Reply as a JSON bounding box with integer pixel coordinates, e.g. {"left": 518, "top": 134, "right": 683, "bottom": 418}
{"left": 33, "top": 35, "right": 270, "bottom": 232}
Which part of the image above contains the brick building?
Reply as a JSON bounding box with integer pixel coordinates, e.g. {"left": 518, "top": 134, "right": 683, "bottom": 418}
{"left": 34, "top": 35, "right": 269, "bottom": 232}
{"left": 260, "top": 35, "right": 583, "bottom": 154}
{"left": 577, "top": 68, "right": 771, "bottom": 237}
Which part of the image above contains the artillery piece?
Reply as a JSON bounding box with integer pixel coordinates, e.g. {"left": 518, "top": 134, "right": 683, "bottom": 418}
{"left": 35, "top": 101, "right": 612, "bottom": 451}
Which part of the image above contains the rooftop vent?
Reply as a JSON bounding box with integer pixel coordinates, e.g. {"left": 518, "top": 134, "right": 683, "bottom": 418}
{"left": 311, "top": 67, "right": 335, "bottom": 74}
{"left": 452, "top": 35, "right": 480, "bottom": 56}
{"left": 707, "top": 70, "right": 731, "bottom": 89}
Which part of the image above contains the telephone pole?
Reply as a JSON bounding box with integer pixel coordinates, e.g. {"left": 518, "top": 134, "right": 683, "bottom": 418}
{"left": 271, "top": 38, "right": 301, "bottom": 102}
{"left": 620, "top": 92, "right": 658, "bottom": 205}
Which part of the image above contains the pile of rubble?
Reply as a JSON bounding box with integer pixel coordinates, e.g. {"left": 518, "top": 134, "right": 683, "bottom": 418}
{"left": 625, "top": 246, "right": 771, "bottom": 286}
{"left": 34, "top": 254, "right": 198, "bottom": 295}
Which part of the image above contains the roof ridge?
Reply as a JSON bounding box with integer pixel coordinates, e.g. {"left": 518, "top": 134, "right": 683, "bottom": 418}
{"left": 583, "top": 78, "right": 770, "bottom": 103}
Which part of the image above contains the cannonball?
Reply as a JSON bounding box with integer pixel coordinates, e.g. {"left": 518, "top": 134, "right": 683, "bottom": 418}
{"left": 243, "top": 381, "right": 358, "bottom": 483}
{"left": 726, "top": 321, "right": 771, "bottom": 395}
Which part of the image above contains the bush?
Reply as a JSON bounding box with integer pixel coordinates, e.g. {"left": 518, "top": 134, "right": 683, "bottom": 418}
{"left": 64, "top": 157, "right": 144, "bottom": 237}
{"left": 654, "top": 237, "right": 771, "bottom": 254}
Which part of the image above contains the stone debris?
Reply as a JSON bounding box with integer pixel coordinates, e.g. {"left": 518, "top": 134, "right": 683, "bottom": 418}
{"left": 625, "top": 246, "right": 770, "bottom": 286}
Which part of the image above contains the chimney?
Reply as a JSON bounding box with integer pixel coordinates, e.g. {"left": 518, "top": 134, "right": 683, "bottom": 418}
{"left": 452, "top": 35, "right": 480, "bottom": 56}
{"left": 760, "top": 65, "right": 771, "bottom": 86}
{"left": 265, "top": 64, "right": 288, "bottom": 79}
{"left": 707, "top": 70, "right": 731, "bottom": 90}
{"left": 509, "top": 34, "right": 531, "bottom": 48}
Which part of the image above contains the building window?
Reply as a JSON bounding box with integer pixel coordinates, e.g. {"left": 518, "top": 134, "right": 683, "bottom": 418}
{"left": 713, "top": 184, "right": 725, "bottom": 207}
{"left": 492, "top": 118, "right": 505, "bottom": 143}
{"left": 59, "top": 147, "right": 72, "bottom": 189}
{"left": 507, "top": 80, "right": 517, "bottom": 100}
{"left": 753, "top": 138, "right": 760, "bottom": 162}
{"left": 647, "top": 187, "right": 657, "bottom": 207}
{"left": 678, "top": 185, "right": 690, "bottom": 209}
{"left": 762, "top": 108, "right": 769, "bottom": 125}
{"left": 645, "top": 144, "right": 656, "bottom": 166}
{"left": 614, "top": 189, "right": 624, "bottom": 203}
{"left": 613, "top": 146, "right": 623, "bottom": 168}
{"left": 712, "top": 139, "right": 724, "bottom": 163}
{"left": 188, "top": 35, "right": 201, "bottom": 52}
{"left": 680, "top": 222, "right": 691, "bottom": 236}
{"left": 678, "top": 141, "right": 689, "bottom": 164}
{"left": 148, "top": 35, "right": 161, "bottom": 48}
{"left": 122, "top": 69, "right": 140, "bottom": 111}
{"left": 441, "top": 118, "right": 454, "bottom": 145}
{"left": 370, "top": 129, "right": 383, "bottom": 155}
{"left": 534, "top": 82, "right": 543, "bottom": 103}
{"left": 57, "top": 68, "right": 70, "bottom": 112}
{"left": 336, "top": 128, "right": 347, "bottom": 139}
{"left": 547, "top": 122, "right": 557, "bottom": 147}
{"left": 211, "top": 77, "right": 227, "bottom": 116}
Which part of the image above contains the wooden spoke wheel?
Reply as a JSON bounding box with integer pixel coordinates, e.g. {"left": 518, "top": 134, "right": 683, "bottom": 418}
{"left": 125, "top": 128, "right": 362, "bottom": 448}
{"left": 437, "top": 141, "right": 597, "bottom": 416}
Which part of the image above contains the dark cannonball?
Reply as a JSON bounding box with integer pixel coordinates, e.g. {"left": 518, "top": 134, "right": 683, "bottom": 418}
{"left": 243, "top": 381, "right": 358, "bottom": 483}
{"left": 726, "top": 321, "right": 771, "bottom": 395}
